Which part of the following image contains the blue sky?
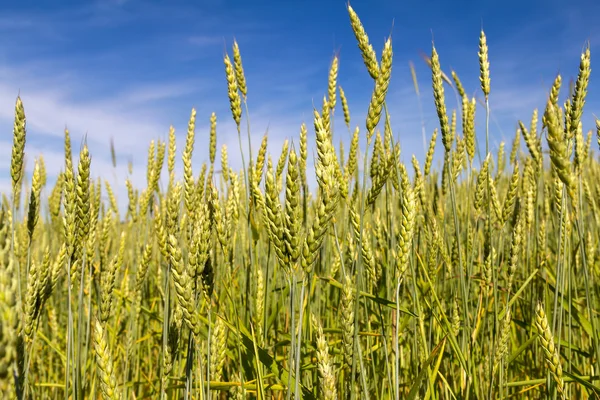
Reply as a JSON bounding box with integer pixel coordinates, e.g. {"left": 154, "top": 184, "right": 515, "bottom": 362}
{"left": 1, "top": 0, "right": 599, "bottom": 210}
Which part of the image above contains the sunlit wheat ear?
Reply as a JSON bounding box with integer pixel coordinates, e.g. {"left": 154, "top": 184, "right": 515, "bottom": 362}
{"left": 23, "top": 259, "right": 40, "bottom": 341}
{"left": 347, "top": 4, "right": 379, "bottom": 79}
{"left": 328, "top": 55, "right": 339, "bottom": 111}
{"left": 500, "top": 167, "right": 517, "bottom": 221}
{"left": 544, "top": 99, "right": 575, "bottom": 200}
{"left": 462, "top": 95, "right": 476, "bottom": 161}
{"left": 535, "top": 302, "right": 566, "bottom": 399}
{"left": 493, "top": 308, "right": 511, "bottom": 376}
{"left": 520, "top": 126, "right": 541, "bottom": 173}
{"left": 62, "top": 133, "right": 76, "bottom": 262}
{"left": 474, "top": 155, "right": 491, "bottom": 212}
{"left": 263, "top": 157, "right": 286, "bottom": 267}
{"left": 100, "top": 233, "right": 124, "bottom": 323}
{"left": 345, "top": 126, "right": 360, "bottom": 180}
{"left": 0, "top": 252, "right": 17, "bottom": 383}
{"left": 146, "top": 139, "right": 155, "bottom": 186}
{"left": 94, "top": 317, "right": 119, "bottom": 400}
{"left": 423, "top": 128, "right": 437, "bottom": 177}
{"left": 232, "top": 39, "right": 248, "bottom": 99}
{"left": 254, "top": 134, "right": 268, "bottom": 185}
{"left": 350, "top": 206, "right": 375, "bottom": 281}
{"left": 299, "top": 123, "right": 308, "bottom": 184}
{"left": 210, "top": 315, "right": 228, "bottom": 382}
{"left": 569, "top": 45, "right": 591, "bottom": 138}
{"left": 283, "top": 148, "right": 301, "bottom": 264}
{"left": 370, "top": 131, "right": 382, "bottom": 181}
{"left": 26, "top": 159, "right": 42, "bottom": 241}
{"left": 224, "top": 53, "right": 242, "bottom": 132}
{"left": 451, "top": 298, "right": 461, "bottom": 335}
{"left": 206, "top": 112, "right": 216, "bottom": 165}
{"left": 450, "top": 109, "right": 457, "bottom": 149}
{"left": 253, "top": 263, "right": 265, "bottom": 345}
{"left": 478, "top": 29, "right": 490, "bottom": 99}
{"left": 32, "top": 156, "right": 47, "bottom": 220}
{"left": 339, "top": 85, "right": 351, "bottom": 128}
{"left": 506, "top": 214, "right": 523, "bottom": 294}
{"left": 451, "top": 70, "right": 466, "bottom": 98}
{"left": 366, "top": 36, "right": 392, "bottom": 141}
{"left": 452, "top": 136, "right": 466, "bottom": 182}
{"left": 339, "top": 273, "right": 355, "bottom": 376}
{"left": 220, "top": 145, "right": 230, "bottom": 185}
{"left": 276, "top": 139, "right": 290, "bottom": 191}
{"left": 134, "top": 242, "right": 153, "bottom": 313}
{"left": 574, "top": 121, "right": 585, "bottom": 175}
{"left": 508, "top": 127, "right": 520, "bottom": 166}
{"left": 183, "top": 108, "right": 197, "bottom": 218}
{"left": 48, "top": 173, "right": 64, "bottom": 229}
{"left": 396, "top": 163, "right": 416, "bottom": 280}
{"left": 489, "top": 177, "right": 502, "bottom": 223}
{"left": 168, "top": 232, "right": 199, "bottom": 336}
{"left": 166, "top": 125, "right": 176, "bottom": 180}
{"left": 11, "top": 96, "right": 26, "bottom": 196}
{"left": 321, "top": 95, "right": 331, "bottom": 136}
{"left": 311, "top": 313, "right": 337, "bottom": 400}
{"left": 543, "top": 75, "right": 562, "bottom": 133}
{"left": 431, "top": 45, "right": 451, "bottom": 153}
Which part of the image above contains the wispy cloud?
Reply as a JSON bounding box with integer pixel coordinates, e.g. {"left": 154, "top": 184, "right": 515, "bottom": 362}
{"left": 1, "top": 0, "right": 599, "bottom": 211}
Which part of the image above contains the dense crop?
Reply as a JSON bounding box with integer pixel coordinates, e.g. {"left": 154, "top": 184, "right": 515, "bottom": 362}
{"left": 1, "top": 4, "right": 600, "bottom": 400}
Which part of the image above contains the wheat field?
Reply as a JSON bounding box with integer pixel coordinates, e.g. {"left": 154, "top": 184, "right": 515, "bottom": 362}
{"left": 1, "top": 4, "right": 599, "bottom": 400}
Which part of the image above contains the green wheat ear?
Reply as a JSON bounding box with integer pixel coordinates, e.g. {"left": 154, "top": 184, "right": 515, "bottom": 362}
{"left": 11, "top": 96, "right": 26, "bottom": 196}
